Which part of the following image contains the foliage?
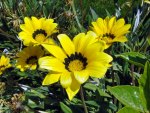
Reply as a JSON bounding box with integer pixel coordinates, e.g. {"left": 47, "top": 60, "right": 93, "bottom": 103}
{"left": 0, "top": 0, "right": 150, "bottom": 113}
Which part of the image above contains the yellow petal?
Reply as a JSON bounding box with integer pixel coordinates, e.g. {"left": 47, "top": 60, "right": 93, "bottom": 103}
{"left": 74, "top": 70, "right": 89, "bottom": 84}
{"left": 97, "top": 18, "right": 107, "bottom": 34}
{"left": 30, "top": 64, "right": 37, "bottom": 70}
{"left": 42, "top": 73, "right": 61, "bottom": 85}
{"left": 43, "top": 19, "right": 58, "bottom": 35}
{"left": 73, "top": 33, "right": 85, "bottom": 51}
{"left": 31, "top": 16, "right": 42, "bottom": 29}
{"left": 74, "top": 31, "right": 97, "bottom": 53}
{"left": 42, "top": 44, "right": 67, "bottom": 62}
{"left": 83, "top": 41, "right": 105, "bottom": 57}
{"left": 113, "top": 36, "right": 128, "bottom": 42}
{"left": 39, "top": 56, "right": 66, "bottom": 72}
{"left": 20, "top": 25, "right": 32, "bottom": 34}
{"left": 104, "top": 17, "right": 109, "bottom": 32}
{"left": 87, "top": 62, "right": 108, "bottom": 78}
{"left": 66, "top": 76, "right": 80, "bottom": 100}
{"left": 108, "top": 16, "right": 116, "bottom": 31}
{"left": 57, "top": 34, "right": 75, "bottom": 56}
{"left": 86, "top": 31, "right": 98, "bottom": 45}
{"left": 97, "top": 52, "right": 113, "bottom": 63}
{"left": 24, "top": 17, "right": 34, "bottom": 32}
{"left": 60, "top": 72, "right": 72, "bottom": 88}
{"left": 111, "top": 18, "right": 125, "bottom": 33}
{"left": 91, "top": 22, "right": 103, "bottom": 35}
{"left": 115, "top": 24, "right": 131, "bottom": 36}
{"left": 43, "top": 38, "right": 55, "bottom": 45}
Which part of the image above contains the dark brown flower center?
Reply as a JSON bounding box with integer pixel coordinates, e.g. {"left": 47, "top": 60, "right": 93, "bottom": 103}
{"left": 103, "top": 33, "right": 115, "bottom": 39}
{"left": 32, "top": 29, "right": 47, "bottom": 39}
{"left": 64, "top": 52, "right": 87, "bottom": 72}
{"left": 0, "top": 65, "right": 5, "bottom": 69}
{"left": 26, "top": 56, "right": 38, "bottom": 64}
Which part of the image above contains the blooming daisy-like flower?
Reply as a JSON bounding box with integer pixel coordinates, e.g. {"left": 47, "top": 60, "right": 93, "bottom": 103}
{"left": 39, "top": 31, "right": 113, "bottom": 100}
{"left": 91, "top": 16, "right": 131, "bottom": 49}
{"left": 16, "top": 46, "right": 44, "bottom": 71}
{"left": 0, "top": 55, "right": 11, "bottom": 75}
{"left": 19, "top": 16, "right": 58, "bottom": 46}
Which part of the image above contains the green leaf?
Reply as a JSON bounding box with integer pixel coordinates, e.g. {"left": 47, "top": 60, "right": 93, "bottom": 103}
{"left": 83, "top": 82, "right": 97, "bottom": 91}
{"left": 27, "top": 99, "right": 44, "bottom": 109}
{"left": 60, "top": 102, "right": 72, "bottom": 113}
{"left": 115, "top": 52, "right": 147, "bottom": 67}
{"left": 107, "top": 85, "right": 144, "bottom": 112}
{"left": 90, "top": 7, "right": 99, "bottom": 21}
{"left": 97, "top": 88, "right": 111, "bottom": 98}
{"left": 147, "top": 36, "right": 150, "bottom": 45}
{"left": 25, "top": 88, "right": 46, "bottom": 98}
{"left": 85, "top": 101, "right": 99, "bottom": 107}
{"left": 117, "top": 107, "right": 140, "bottom": 113}
{"left": 139, "top": 61, "right": 150, "bottom": 112}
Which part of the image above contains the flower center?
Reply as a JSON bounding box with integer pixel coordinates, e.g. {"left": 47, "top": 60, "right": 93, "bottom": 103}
{"left": 0, "top": 65, "right": 5, "bottom": 70}
{"left": 68, "top": 60, "right": 84, "bottom": 71}
{"left": 26, "top": 56, "right": 38, "bottom": 64}
{"left": 64, "top": 52, "right": 87, "bottom": 72}
{"left": 103, "top": 33, "right": 115, "bottom": 39}
{"left": 32, "top": 29, "right": 47, "bottom": 39}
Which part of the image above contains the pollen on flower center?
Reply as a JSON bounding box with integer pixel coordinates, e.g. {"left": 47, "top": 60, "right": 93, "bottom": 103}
{"left": 26, "top": 56, "right": 38, "bottom": 64}
{"left": 68, "top": 60, "right": 84, "bottom": 71}
{"left": 64, "top": 52, "right": 87, "bottom": 72}
{"left": 32, "top": 29, "right": 47, "bottom": 39}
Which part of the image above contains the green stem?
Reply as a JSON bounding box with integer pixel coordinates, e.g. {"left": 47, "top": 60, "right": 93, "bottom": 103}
{"left": 131, "top": 64, "right": 135, "bottom": 86}
{"left": 80, "top": 86, "right": 88, "bottom": 113}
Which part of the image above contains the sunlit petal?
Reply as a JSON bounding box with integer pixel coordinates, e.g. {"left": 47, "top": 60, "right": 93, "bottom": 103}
{"left": 58, "top": 34, "right": 75, "bottom": 56}
{"left": 66, "top": 76, "right": 80, "bottom": 100}
{"left": 60, "top": 72, "right": 72, "bottom": 88}
{"left": 74, "top": 70, "right": 89, "bottom": 84}
{"left": 42, "top": 73, "right": 61, "bottom": 85}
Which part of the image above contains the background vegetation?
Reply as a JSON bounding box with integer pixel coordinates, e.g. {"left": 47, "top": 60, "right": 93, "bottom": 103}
{"left": 0, "top": 0, "right": 150, "bottom": 113}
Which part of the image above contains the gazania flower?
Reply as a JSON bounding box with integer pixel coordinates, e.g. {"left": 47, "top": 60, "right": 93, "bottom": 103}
{"left": 91, "top": 16, "right": 131, "bottom": 49}
{"left": 19, "top": 16, "right": 58, "bottom": 46}
{"left": 0, "top": 55, "right": 11, "bottom": 75}
{"left": 39, "top": 31, "right": 113, "bottom": 100}
{"left": 16, "top": 46, "right": 44, "bottom": 71}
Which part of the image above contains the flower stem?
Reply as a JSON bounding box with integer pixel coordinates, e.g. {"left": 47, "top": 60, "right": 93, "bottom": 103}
{"left": 80, "top": 86, "right": 88, "bottom": 113}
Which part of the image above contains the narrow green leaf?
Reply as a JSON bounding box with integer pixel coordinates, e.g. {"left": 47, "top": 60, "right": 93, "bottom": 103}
{"left": 117, "top": 107, "right": 140, "bottom": 113}
{"left": 105, "top": 9, "right": 111, "bottom": 17}
{"left": 139, "top": 61, "right": 150, "bottom": 112}
{"left": 147, "top": 35, "right": 150, "bottom": 45}
{"left": 108, "top": 85, "right": 144, "bottom": 112}
{"left": 60, "top": 102, "right": 72, "bottom": 113}
{"left": 90, "top": 7, "right": 99, "bottom": 21}
{"left": 115, "top": 52, "right": 147, "bottom": 67}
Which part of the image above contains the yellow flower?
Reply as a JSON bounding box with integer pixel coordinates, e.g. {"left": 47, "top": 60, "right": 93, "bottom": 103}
{"left": 39, "top": 31, "right": 113, "bottom": 100}
{"left": 19, "top": 16, "right": 58, "bottom": 46}
{"left": 91, "top": 16, "right": 131, "bottom": 49}
{"left": 16, "top": 46, "right": 44, "bottom": 71}
{"left": 0, "top": 55, "right": 11, "bottom": 75}
{"left": 144, "top": 0, "right": 150, "bottom": 4}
